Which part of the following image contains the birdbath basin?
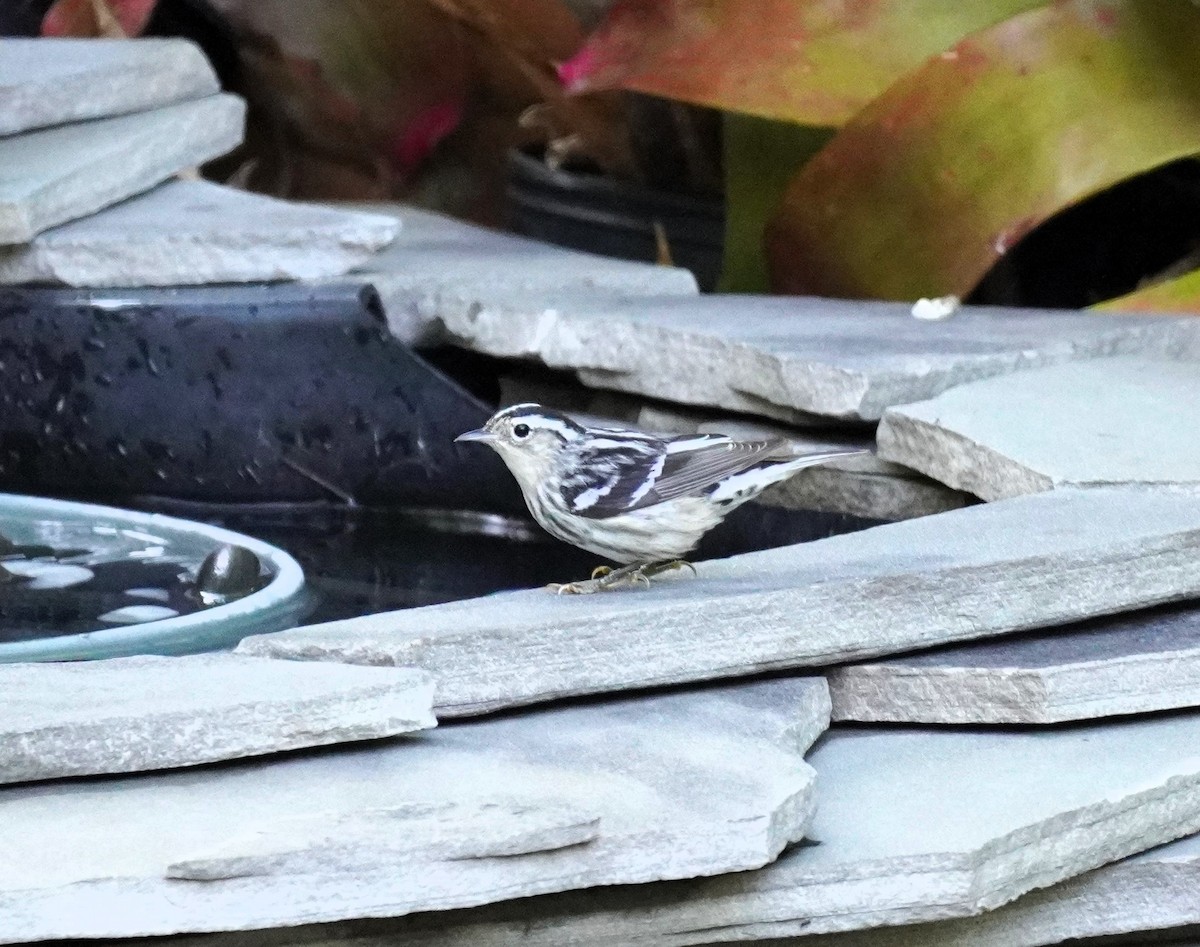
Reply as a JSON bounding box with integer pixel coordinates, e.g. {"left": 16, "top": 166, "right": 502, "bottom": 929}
{"left": 0, "top": 493, "right": 305, "bottom": 662}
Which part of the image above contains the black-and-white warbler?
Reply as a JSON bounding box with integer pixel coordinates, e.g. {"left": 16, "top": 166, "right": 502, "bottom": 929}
{"left": 457, "top": 403, "right": 867, "bottom": 594}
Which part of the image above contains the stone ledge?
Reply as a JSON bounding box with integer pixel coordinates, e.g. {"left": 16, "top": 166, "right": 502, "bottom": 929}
{"left": 0, "top": 180, "right": 399, "bottom": 287}
{"left": 0, "top": 677, "right": 828, "bottom": 942}
{"left": 240, "top": 487, "right": 1200, "bottom": 717}
{"left": 0, "top": 93, "right": 245, "bottom": 243}
{"left": 828, "top": 602, "right": 1200, "bottom": 725}
{"left": 1, "top": 654, "right": 436, "bottom": 783}
{"left": 877, "top": 358, "right": 1200, "bottom": 501}
{"left": 0, "top": 38, "right": 219, "bottom": 136}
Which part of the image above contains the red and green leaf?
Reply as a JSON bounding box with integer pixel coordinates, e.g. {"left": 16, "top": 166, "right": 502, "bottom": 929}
{"left": 561, "top": 0, "right": 1045, "bottom": 125}
{"left": 766, "top": 0, "right": 1200, "bottom": 300}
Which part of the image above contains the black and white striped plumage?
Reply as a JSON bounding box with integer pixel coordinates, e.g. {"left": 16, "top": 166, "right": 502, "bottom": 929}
{"left": 457, "top": 404, "right": 866, "bottom": 582}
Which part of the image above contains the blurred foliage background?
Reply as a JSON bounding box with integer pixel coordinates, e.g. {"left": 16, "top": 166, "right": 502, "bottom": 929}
{"left": 18, "top": 0, "right": 1200, "bottom": 312}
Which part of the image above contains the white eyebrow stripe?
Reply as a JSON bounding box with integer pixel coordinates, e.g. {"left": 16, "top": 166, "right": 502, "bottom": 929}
{"left": 571, "top": 473, "right": 620, "bottom": 511}
{"left": 533, "top": 418, "right": 574, "bottom": 436}
{"left": 627, "top": 452, "right": 665, "bottom": 504}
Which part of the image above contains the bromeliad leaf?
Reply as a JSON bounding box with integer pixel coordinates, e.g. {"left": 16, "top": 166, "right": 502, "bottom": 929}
{"left": 766, "top": 0, "right": 1200, "bottom": 300}
{"left": 560, "top": 0, "right": 1045, "bottom": 126}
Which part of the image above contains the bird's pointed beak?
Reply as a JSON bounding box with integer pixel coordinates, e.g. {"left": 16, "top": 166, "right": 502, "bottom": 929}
{"left": 455, "top": 428, "right": 496, "bottom": 445}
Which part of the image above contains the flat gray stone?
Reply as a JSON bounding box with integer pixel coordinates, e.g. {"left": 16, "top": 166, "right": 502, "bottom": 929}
{"left": 0, "top": 180, "right": 399, "bottom": 286}
{"left": 1, "top": 654, "right": 436, "bottom": 783}
{"left": 0, "top": 39, "right": 219, "bottom": 136}
{"left": 0, "top": 93, "right": 245, "bottom": 244}
{"left": 330, "top": 204, "right": 699, "bottom": 346}
{"left": 760, "top": 453, "right": 973, "bottom": 521}
{"left": 239, "top": 487, "right": 1200, "bottom": 718}
{"left": 777, "top": 833, "right": 1200, "bottom": 947}
{"left": 828, "top": 602, "right": 1200, "bottom": 725}
{"left": 164, "top": 714, "right": 1200, "bottom": 946}
{"left": 0, "top": 678, "right": 827, "bottom": 942}
{"left": 877, "top": 358, "right": 1200, "bottom": 501}
{"left": 433, "top": 292, "right": 1200, "bottom": 422}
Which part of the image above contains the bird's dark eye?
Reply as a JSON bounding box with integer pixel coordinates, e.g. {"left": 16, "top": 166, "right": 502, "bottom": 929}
{"left": 513, "top": 423, "right": 531, "bottom": 440}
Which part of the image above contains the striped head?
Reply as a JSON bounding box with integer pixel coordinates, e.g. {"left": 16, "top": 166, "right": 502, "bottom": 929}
{"left": 455, "top": 403, "right": 584, "bottom": 491}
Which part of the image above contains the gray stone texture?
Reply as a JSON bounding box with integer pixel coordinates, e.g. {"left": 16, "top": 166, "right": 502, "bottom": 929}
{"left": 151, "top": 714, "right": 1200, "bottom": 946}
{"left": 239, "top": 487, "right": 1200, "bottom": 717}
{"left": 777, "top": 833, "right": 1200, "bottom": 947}
{"left": 330, "top": 204, "right": 699, "bottom": 346}
{"left": 1, "top": 654, "right": 436, "bottom": 783}
{"left": 431, "top": 292, "right": 1200, "bottom": 422}
{"left": 828, "top": 602, "right": 1200, "bottom": 725}
{"left": 0, "top": 677, "right": 828, "bottom": 943}
{"left": 0, "top": 38, "right": 219, "bottom": 136}
{"left": 0, "top": 93, "right": 245, "bottom": 243}
{"left": 760, "top": 451, "right": 973, "bottom": 521}
{"left": 0, "top": 180, "right": 399, "bottom": 286}
{"left": 877, "top": 358, "right": 1200, "bottom": 501}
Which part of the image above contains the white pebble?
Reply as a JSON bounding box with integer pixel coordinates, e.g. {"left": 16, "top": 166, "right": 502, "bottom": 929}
{"left": 912, "top": 295, "right": 962, "bottom": 320}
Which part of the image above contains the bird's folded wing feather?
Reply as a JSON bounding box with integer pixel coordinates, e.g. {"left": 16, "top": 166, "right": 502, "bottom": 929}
{"left": 561, "top": 435, "right": 785, "bottom": 518}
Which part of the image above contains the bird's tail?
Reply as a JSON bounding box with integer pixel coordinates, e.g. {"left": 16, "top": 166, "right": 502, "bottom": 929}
{"left": 777, "top": 446, "right": 871, "bottom": 468}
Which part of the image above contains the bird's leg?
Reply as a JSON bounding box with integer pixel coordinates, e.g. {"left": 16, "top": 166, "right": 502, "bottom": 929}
{"left": 596, "top": 562, "right": 653, "bottom": 589}
{"left": 641, "top": 559, "right": 697, "bottom": 579}
{"left": 600, "top": 560, "right": 695, "bottom": 589}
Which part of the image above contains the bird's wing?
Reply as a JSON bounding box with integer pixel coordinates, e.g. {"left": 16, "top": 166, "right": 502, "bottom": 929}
{"left": 561, "top": 434, "right": 785, "bottom": 519}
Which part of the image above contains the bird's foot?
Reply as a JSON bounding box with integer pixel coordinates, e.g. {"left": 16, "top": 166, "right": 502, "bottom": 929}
{"left": 547, "top": 580, "right": 600, "bottom": 595}
{"left": 546, "top": 560, "right": 695, "bottom": 595}
{"left": 544, "top": 564, "right": 618, "bottom": 594}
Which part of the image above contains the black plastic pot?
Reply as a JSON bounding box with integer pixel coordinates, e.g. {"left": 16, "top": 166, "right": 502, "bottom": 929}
{"left": 0, "top": 283, "right": 522, "bottom": 512}
{"left": 506, "top": 149, "right": 725, "bottom": 290}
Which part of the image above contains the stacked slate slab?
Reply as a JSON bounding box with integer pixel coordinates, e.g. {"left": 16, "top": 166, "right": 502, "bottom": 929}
{"left": 0, "top": 41, "right": 701, "bottom": 304}
{"left": 0, "top": 38, "right": 403, "bottom": 282}
{"left": 238, "top": 486, "right": 1200, "bottom": 716}
{"left": 424, "top": 290, "right": 1200, "bottom": 422}
{"left": 2, "top": 655, "right": 436, "bottom": 783}
{"left": 9, "top": 36, "right": 1200, "bottom": 947}
{"left": 215, "top": 298, "right": 1200, "bottom": 947}
{"left": 58, "top": 717, "right": 1200, "bottom": 946}
{"left": 1, "top": 678, "right": 830, "bottom": 942}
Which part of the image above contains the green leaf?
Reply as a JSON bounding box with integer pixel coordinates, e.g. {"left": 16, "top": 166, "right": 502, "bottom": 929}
{"left": 561, "top": 0, "right": 1046, "bottom": 125}
{"left": 767, "top": 1, "right": 1200, "bottom": 300}
{"left": 719, "top": 114, "right": 831, "bottom": 293}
